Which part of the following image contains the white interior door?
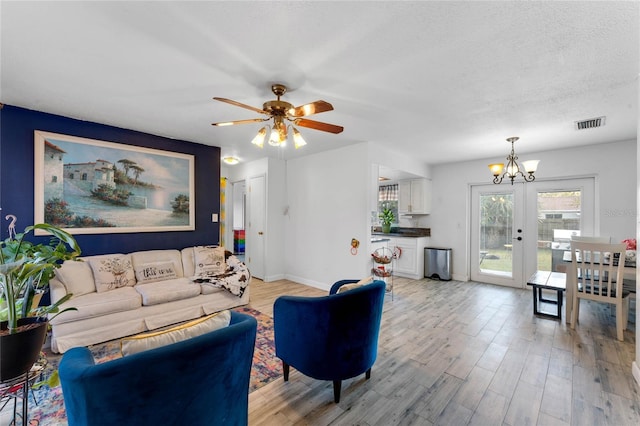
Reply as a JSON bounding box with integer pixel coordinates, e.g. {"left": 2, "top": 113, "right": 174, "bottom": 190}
{"left": 471, "top": 177, "right": 595, "bottom": 288}
{"left": 247, "top": 175, "right": 265, "bottom": 279}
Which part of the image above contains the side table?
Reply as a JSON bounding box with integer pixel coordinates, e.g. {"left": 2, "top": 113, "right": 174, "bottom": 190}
{"left": 0, "top": 356, "right": 47, "bottom": 426}
{"left": 526, "top": 271, "right": 567, "bottom": 320}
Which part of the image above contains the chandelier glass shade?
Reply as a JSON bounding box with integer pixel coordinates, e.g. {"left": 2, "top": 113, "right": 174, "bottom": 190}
{"left": 489, "top": 137, "right": 539, "bottom": 185}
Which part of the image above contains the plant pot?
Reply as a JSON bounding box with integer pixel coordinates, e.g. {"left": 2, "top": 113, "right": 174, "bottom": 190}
{"left": 0, "top": 317, "right": 48, "bottom": 382}
{"left": 382, "top": 223, "right": 391, "bottom": 233}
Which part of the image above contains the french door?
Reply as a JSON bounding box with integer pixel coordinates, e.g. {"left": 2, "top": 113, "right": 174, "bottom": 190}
{"left": 470, "top": 178, "right": 595, "bottom": 288}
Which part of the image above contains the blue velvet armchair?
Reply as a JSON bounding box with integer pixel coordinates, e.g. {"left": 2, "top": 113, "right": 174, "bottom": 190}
{"left": 59, "top": 311, "right": 257, "bottom": 426}
{"left": 273, "top": 279, "right": 386, "bottom": 403}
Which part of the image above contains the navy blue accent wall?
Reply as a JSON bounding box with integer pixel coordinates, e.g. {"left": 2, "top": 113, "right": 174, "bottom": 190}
{"left": 0, "top": 105, "right": 220, "bottom": 255}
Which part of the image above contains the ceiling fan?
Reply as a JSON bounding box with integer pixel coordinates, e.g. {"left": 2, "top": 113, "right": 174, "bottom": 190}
{"left": 212, "top": 84, "right": 344, "bottom": 149}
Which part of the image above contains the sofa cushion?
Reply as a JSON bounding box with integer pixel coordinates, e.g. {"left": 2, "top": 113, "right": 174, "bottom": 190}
{"left": 134, "top": 261, "right": 178, "bottom": 284}
{"left": 193, "top": 246, "right": 226, "bottom": 275}
{"left": 181, "top": 247, "right": 197, "bottom": 277}
{"left": 55, "top": 260, "right": 96, "bottom": 297}
{"left": 50, "top": 287, "right": 142, "bottom": 325}
{"left": 89, "top": 255, "right": 136, "bottom": 293}
{"left": 134, "top": 278, "right": 201, "bottom": 306}
{"left": 120, "top": 310, "right": 231, "bottom": 356}
{"left": 131, "top": 249, "right": 184, "bottom": 279}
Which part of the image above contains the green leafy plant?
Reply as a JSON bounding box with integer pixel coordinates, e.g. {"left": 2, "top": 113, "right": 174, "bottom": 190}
{"left": 379, "top": 208, "right": 395, "bottom": 226}
{"left": 0, "top": 223, "right": 81, "bottom": 334}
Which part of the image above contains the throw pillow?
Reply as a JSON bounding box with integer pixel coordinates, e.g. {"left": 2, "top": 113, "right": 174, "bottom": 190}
{"left": 134, "top": 261, "right": 178, "bottom": 284}
{"left": 193, "top": 245, "right": 227, "bottom": 276}
{"left": 89, "top": 255, "right": 136, "bottom": 293}
{"left": 337, "top": 276, "right": 373, "bottom": 294}
{"left": 120, "top": 310, "right": 231, "bottom": 356}
{"left": 55, "top": 260, "right": 96, "bottom": 297}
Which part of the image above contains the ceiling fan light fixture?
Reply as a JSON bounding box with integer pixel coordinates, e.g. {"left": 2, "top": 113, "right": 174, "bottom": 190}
{"left": 269, "top": 119, "right": 287, "bottom": 146}
{"left": 251, "top": 126, "right": 267, "bottom": 148}
{"left": 212, "top": 83, "right": 343, "bottom": 150}
{"left": 293, "top": 127, "right": 307, "bottom": 149}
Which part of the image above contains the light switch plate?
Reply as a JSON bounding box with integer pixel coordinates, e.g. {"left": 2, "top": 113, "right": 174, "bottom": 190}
{"left": 211, "top": 213, "right": 218, "bottom": 222}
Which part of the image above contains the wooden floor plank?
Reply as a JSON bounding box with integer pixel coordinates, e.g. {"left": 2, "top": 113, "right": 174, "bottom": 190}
{"left": 246, "top": 277, "right": 640, "bottom": 425}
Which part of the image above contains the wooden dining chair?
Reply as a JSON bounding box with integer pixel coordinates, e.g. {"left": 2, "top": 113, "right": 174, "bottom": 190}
{"left": 569, "top": 241, "right": 631, "bottom": 341}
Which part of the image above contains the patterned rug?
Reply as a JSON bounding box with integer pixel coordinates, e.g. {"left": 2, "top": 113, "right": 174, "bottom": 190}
{"left": 24, "top": 307, "right": 280, "bottom": 426}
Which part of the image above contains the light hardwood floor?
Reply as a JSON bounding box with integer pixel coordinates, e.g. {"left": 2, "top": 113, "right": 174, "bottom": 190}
{"left": 247, "top": 277, "right": 640, "bottom": 426}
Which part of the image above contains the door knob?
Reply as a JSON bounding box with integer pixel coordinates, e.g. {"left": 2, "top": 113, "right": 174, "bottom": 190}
{"left": 513, "top": 236, "right": 522, "bottom": 241}
{"left": 258, "top": 231, "right": 264, "bottom": 235}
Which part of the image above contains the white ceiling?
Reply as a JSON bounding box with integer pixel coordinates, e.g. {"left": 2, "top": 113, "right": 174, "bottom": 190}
{"left": 1, "top": 1, "right": 638, "bottom": 166}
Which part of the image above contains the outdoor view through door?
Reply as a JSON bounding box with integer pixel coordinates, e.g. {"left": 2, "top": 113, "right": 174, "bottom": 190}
{"left": 478, "top": 192, "right": 515, "bottom": 278}
{"left": 471, "top": 178, "right": 594, "bottom": 288}
{"left": 479, "top": 191, "right": 581, "bottom": 274}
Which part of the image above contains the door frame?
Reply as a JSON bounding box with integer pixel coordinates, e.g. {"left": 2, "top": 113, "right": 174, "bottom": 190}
{"left": 470, "top": 183, "right": 525, "bottom": 288}
{"left": 470, "top": 176, "right": 596, "bottom": 288}
{"left": 246, "top": 174, "right": 266, "bottom": 280}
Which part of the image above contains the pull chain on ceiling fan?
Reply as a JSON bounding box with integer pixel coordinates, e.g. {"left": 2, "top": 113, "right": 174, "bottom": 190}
{"left": 212, "top": 84, "right": 344, "bottom": 149}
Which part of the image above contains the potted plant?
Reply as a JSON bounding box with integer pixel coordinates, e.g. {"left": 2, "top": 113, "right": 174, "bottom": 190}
{"left": 379, "top": 208, "right": 395, "bottom": 234}
{"left": 0, "top": 223, "right": 81, "bottom": 381}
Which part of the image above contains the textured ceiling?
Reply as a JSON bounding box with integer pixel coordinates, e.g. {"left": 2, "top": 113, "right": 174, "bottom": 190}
{"left": 1, "top": 1, "right": 638, "bottom": 166}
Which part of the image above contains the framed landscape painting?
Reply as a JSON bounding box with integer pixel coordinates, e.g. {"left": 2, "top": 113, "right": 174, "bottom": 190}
{"left": 34, "top": 130, "right": 195, "bottom": 235}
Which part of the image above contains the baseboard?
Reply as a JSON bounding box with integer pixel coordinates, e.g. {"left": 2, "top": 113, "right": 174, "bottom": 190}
{"left": 283, "top": 274, "right": 331, "bottom": 291}
{"left": 262, "top": 273, "right": 285, "bottom": 282}
{"left": 633, "top": 361, "right": 640, "bottom": 386}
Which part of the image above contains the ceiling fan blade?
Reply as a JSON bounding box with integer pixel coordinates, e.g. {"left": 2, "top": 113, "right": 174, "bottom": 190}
{"left": 290, "top": 100, "right": 334, "bottom": 117}
{"left": 294, "top": 118, "right": 344, "bottom": 134}
{"left": 213, "top": 97, "right": 268, "bottom": 115}
{"left": 212, "top": 118, "right": 267, "bottom": 127}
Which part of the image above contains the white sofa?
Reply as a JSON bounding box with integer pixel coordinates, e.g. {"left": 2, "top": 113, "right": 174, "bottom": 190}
{"left": 48, "top": 246, "right": 250, "bottom": 353}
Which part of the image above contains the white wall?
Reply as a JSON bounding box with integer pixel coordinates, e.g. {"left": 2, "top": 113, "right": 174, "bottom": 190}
{"left": 427, "top": 139, "right": 637, "bottom": 281}
{"left": 284, "top": 143, "right": 372, "bottom": 289}
{"left": 264, "top": 157, "right": 286, "bottom": 281}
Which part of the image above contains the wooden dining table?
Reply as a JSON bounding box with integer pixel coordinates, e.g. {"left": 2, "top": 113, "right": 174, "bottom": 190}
{"left": 561, "top": 251, "right": 637, "bottom": 323}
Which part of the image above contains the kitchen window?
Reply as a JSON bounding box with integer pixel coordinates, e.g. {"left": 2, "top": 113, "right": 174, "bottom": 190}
{"left": 378, "top": 184, "right": 399, "bottom": 224}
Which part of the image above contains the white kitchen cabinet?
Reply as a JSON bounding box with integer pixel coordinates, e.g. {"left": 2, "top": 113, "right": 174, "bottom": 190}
{"left": 387, "top": 237, "right": 429, "bottom": 279}
{"left": 398, "top": 179, "right": 432, "bottom": 214}
{"left": 370, "top": 238, "right": 389, "bottom": 254}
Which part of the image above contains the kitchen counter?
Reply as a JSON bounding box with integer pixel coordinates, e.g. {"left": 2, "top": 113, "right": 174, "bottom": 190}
{"left": 372, "top": 227, "right": 430, "bottom": 238}
{"left": 371, "top": 237, "right": 391, "bottom": 243}
{"left": 373, "top": 232, "right": 422, "bottom": 238}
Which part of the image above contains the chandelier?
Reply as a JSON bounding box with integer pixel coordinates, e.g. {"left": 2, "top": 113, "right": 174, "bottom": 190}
{"left": 488, "top": 137, "right": 539, "bottom": 185}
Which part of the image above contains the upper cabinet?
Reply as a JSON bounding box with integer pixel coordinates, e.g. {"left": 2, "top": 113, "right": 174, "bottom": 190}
{"left": 398, "top": 178, "right": 432, "bottom": 214}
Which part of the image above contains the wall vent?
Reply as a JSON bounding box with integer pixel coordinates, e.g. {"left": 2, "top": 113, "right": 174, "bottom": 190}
{"left": 575, "top": 116, "right": 606, "bottom": 130}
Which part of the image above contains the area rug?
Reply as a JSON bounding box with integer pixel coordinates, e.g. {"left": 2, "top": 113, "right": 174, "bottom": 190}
{"left": 24, "top": 307, "right": 280, "bottom": 426}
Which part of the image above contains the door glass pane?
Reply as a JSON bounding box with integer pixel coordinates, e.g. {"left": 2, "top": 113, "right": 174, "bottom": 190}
{"left": 536, "top": 190, "right": 581, "bottom": 273}
{"left": 479, "top": 192, "right": 513, "bottom": 277}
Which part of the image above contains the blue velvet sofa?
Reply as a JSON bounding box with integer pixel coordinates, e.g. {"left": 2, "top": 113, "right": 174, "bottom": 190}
{"left": 273, "top": 279, "right": 386, "bottom": 403}
{"left": 59, "top": 311, "right": 257, "bottom": 426}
